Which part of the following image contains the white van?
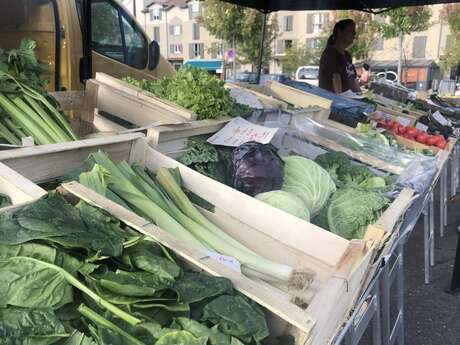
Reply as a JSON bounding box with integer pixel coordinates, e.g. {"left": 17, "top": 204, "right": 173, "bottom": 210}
{"left": 295, "top": 66, "right": 319, "bottom": 87}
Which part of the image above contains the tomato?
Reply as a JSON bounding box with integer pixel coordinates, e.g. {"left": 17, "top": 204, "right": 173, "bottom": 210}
{"left": 391, "top": 123, "right": 399, "bottom": 133}
{"left": 397, "top": 125, "right": 406, "bottom": 135}
{"left": 436, "top": 140, "right": 446, "bottom": 149}
{"left": 406, "top": 127, "right": 417, "bottom": 138}
{"left": 426, "top": 136, "right": 437, "bottom": 146}
{"left": 433, "top": 135, "right": 445, "bottom": 144}
{"left": 416, "top": 132, "right": 428, "bottom": 144}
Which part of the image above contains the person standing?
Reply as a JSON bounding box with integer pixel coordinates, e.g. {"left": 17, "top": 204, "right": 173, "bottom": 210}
{"left": 318, "top": 19, "right": 361, "bottom": 94}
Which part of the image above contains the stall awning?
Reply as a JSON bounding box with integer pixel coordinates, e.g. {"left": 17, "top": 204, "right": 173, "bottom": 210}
{"left": 184, "top": 60, "right": 223, "bottom": 72}
{"left": 221, "top": 0, "right": 460, "bottom": 12}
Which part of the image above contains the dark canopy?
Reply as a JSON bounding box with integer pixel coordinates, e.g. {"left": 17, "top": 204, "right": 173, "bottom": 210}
{"left": 222, "top": 0, "right": 460, "bottom": 12}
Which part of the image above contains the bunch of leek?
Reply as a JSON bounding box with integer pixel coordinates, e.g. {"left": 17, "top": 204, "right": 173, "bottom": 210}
{"left": 0, "top": 39, "right": 78, "bottom": 145}
{"left": 79, "top": 151, "right": 312, "bottom": 290}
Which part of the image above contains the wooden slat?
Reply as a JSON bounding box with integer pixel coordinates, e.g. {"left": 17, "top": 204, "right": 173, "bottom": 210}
{"left": 0, "top": 134, "right": 144, "bottom": 182}
{"left": 62, "top": 181, "right": 316, "bottom": 337}
{"left": 0, "top": 162, "right": 46, "bottom": 211}
{"left": 267, "top": 80, "right": 333, "bottom": 109}
{"left": 95, "top": 73, "right": 195, "bottom": 123}
{"left": 225, "top": 83, "right": 289, "bottom": 110}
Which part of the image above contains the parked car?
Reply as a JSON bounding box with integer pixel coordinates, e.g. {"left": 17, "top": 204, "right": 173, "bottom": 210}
{"left": 295, "top": 66, "right": 319, "bottom": 87}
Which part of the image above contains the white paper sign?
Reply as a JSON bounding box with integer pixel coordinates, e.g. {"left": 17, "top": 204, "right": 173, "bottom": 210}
{"left": 415, "top": 122, "right": 429, "bottom": 132}
{"left": 206, "top": 251, "right": 241, "bottom": 273}
{"left": 397, "top": 116, "right": 411, "bottom": 126}
{"left": 207, "top": 117, "right": 278, "bottom": 147}
{"left": 432, "top": 111, "right": 450, "bottom": 126}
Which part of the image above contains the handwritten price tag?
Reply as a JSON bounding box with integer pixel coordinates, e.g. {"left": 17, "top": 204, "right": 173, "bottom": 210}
{"left": 207, "top": 117, "right": 278, "bottom": 147}
{"left": 397, "top": 117, "right": 411, "bottom": 126}
{"left": 206, "top": 251, "right": 241, "bottom": 273}
{"left": 415, "top": 122, "right": 428, "bottom": 132}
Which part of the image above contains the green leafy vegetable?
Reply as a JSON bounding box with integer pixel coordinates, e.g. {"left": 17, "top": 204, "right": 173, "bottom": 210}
{"left": 255, "top": 190, "right": 310, "bottom": 221}
{"left": 282, "top": 155, "right": 336, "bottom": 216}
{"left": 123, "top": 67, "right": 250, "bottom": 120}
{"left": 0, "top": 192, "right": 11, "bottom": 208}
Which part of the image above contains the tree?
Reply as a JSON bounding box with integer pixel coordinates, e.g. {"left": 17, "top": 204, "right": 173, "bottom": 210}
{"left": 379, "top": 7, "right": 431, "bottom": 84}
{"left": 280, "top": 42, "right": 323, "bottom": 75}
{"left": 198, "top": 0, "right": 277, "bottom": 74}
{"left": 334, "top": 10, "right": 380, "bottom": 61}
{"left": 440, "top": 4, "right": 460, "bottom": 73}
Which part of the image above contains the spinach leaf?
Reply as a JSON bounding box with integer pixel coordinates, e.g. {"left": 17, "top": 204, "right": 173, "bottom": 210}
{"left": 154, "top": 330, "right": 208, "bottom": 345}
{"left": 175, "top": 317, "right": 231, "bottom": 345}
{"left": 0, "top": 257, "right": 74, "bottom": 309}
{"left": 171, "top": 272, "right": 233, "bottom": 304}
{"left": 202, "top": 295, "right": 269, "bottom": 343}
{"left": 0, "top": 307, "right": 67, "bottom": 344}
{"left": 97, "top": 270, "right": 171, "bottom": 297}
{"left": 0, "top": 192, "right": 11, "bottom": 208}
{"left": 62, "top": 330, "right": 98, "bottom": 345}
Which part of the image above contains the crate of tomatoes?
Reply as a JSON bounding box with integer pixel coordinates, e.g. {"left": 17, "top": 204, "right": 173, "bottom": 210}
{"left": 376, "top": 119, "right": 449, "bottom": 153}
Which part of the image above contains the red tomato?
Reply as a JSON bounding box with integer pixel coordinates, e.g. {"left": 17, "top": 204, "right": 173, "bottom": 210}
{"left": 406, "top": 127, "right": 417, "bottom": 138}
{"left": 436, "top": 140, "right": 446, "bottom": 149}
{"left": 391, "top": 123, "right": 399, "bottom": 133}
{"left": 426, "top": 136, "right": 437, "bottom": 146}
{"left": 397, "top": 125, "right": 406, "bottom": 135}
{"left": 433, "top": 135, "right": 445, "bottom": 145}
{"left": 416, "top": 133, "right": 428, "bottom": 144}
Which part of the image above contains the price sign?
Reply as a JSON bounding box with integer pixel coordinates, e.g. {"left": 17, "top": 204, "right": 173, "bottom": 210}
{"left": 206, "top": 252, "right": 241, "bottom": 273}
{"left": 415, "top": 122, "right": 429, "bottom": 132}
{"left": 397, "top": 117, "right": 411, "bottom": 126}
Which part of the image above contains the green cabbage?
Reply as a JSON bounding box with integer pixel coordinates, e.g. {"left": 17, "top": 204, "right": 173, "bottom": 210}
{"left": 255, "top": 190, "right": 310, "bottom": 221}
{"left": 282, "top": 156, "right": 336, "bottom": 216}
{"left": 327, "top": 188, "right": 389, "bottom": 240}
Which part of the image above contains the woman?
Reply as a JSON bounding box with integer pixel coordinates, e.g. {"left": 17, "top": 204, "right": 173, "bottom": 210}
{"left": 318, "top": 19, "right": 361, "bottom": 94}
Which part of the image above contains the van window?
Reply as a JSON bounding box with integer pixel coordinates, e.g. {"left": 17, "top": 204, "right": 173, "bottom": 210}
{"left": 76, "top": 0, "right": 148, "bottom": 69}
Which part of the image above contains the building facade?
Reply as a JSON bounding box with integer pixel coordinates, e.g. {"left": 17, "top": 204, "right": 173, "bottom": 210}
{"left": 126, "top": 2, "right": 455, "bottom": 87}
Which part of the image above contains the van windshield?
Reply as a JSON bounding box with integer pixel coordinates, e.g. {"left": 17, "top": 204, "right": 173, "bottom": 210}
{"left": 298, "top": 68, "right": 319, "bottom": 80}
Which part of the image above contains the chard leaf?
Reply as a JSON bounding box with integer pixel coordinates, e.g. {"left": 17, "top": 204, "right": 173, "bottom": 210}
{"left": 0, "top": 307, "right": 68, "bottom": 344}
{"left": 171, "top": 272, "right": 233, "bottom": 304}
{"left": 202, "top": 295, "right": 269, "bottom": 343}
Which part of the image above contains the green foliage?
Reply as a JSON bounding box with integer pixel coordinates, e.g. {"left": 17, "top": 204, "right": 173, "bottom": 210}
{"left": 280, "top": 42, "right": 324, "bottom": 75}
{"left": 198, "top": 0, "right": 278, "bottom": 69}
{"left": 379, "top": 7, "right": 431, "bottom": 38}
{"left": 123, "top": 67, "right": 250, "bottom": 120}
{"left": 0, "top": 192, "right": 11, "bottom": 208}
{"left": 440, "top": 4, "right": 460, "bottom": 69}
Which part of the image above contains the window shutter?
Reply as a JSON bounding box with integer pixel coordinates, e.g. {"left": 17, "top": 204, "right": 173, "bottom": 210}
{"left": 211, "top": 43, "right": 217, "bottom": 58}
{"left": 169, "top": 25, "right": 174, "bottom": 35}
{"left": 412, "top": 36, "right": 427, "bottom": 58}
{"left": 199, "top": 43, "right": 204, "bottom": 58}
{"left": 189, "top": 43, "right": 194, "bottom": 58}
{"left": 307, "top": 14, "right": 313, "bottom": 34}
{"left": 188, "top": 5, "right": 192, "bottom": 20}
{"left": 193, "top": 23, "right": 200, "bottom": 40}
{"left": 170, "top": 44, "right": 174, "bottom": 54}
{"left": 276, "top": 40, "right": 284, "bottom": 54}
{"left": 149, "top": 9, "right": 153, "bottom": 21}
{"left": 159, "top": 9, "right": 162, "bottom": 20}
{"left": 288, "top": 16, "right": 293, "bottom": 31}
{"left": 179, "top": 25, "right": 182, "bottom": 35}
{"left": 153, "top": 27, "right": 160, "bottom": 42}
{"left": 306, "top": 38, "right": 312, "bottom": 49}
{"left": 324, "top": 13, "right": 329, "bottom": 26}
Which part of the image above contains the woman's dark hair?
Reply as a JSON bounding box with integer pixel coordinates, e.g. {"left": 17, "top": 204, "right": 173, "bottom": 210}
{"left": 327, "top": 19, "right": 356, "bottom": 46}
{"left": 363, "top": 63, "right": 370, "bottom": 71}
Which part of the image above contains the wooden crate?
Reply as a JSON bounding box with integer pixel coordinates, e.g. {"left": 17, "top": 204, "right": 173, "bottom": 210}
{"left": 0, "top": 134, "right": 414, "bottom": 344}
{"left": 225, "top": 83, "right": 289, "bottom": 110}
{"left": 0, "top": 161, "right": 46, "bottom": 212}
{"left": 394, "top": 135, "right": 456, "bottom": 154}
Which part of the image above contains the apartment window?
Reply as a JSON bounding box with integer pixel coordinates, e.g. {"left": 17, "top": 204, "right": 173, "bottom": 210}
{"left": 153, "top": 26, "right": 160, "bottom": 42}
{"left": 169, "top": 24, "right": 182, "bottom": 36}
{"left": 284, "top": 16, "right": 293, "bottom": 32}
{"left": 306, "top": 38, "right": 322, "bottom": 49}
{"left": 170, "top": 44, "right": 183, "bottom": 54}
{"left": 373, "top": 38, "right": 384, "bottom": 51}
{"left": 193, "top": 23, "right": 200, "bottom": 40}
{"left": 189, "top": 1, "right": 200, "bottom": 19}
{"left": 211, "top": 42, "right": 224, "bottom": 58}
{"left": 276, "top": 39, "right": 293, "bottom": 54}
{"left": 189, "top": 43, "right": 204, "bottom": 58}
{"left": 150, "top": 8, "right": 161, "bottom": 21}
{"left": 313, "top": 13, "right": 328, "bottom": 33}
{"left": 412, "top": 36, "right": 427, "bottom": 58}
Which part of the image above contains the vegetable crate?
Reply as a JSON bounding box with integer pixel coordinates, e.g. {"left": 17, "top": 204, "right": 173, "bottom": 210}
{"left": 0, "top": 133, "right": 414, "bottom": 345}
{"left": 0, "top": 161, "right": 46, "bottom": 212}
